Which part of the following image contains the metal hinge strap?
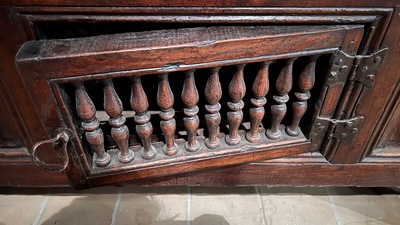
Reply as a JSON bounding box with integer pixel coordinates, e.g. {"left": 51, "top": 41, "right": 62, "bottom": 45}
{"left": 326, "top": 48, "right": 388, "bottom": 88}
{"left": 310, "top": 116, "right": 364, "bottom": 145}
{"left": 328, "top": 116, "right": 364, "bottom": 141}
{"left": 351, "top": 48, "right": 388, "bottom": 88}
{"left": 326, "top": 50, "right": 354, "bottom": 87}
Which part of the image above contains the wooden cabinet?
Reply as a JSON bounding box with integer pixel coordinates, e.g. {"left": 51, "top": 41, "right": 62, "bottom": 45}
{"left": 0, "top": 0, "right": 399, "bottom": 188}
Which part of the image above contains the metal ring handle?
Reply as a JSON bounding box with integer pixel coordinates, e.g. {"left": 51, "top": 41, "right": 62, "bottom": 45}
{"left": 31, "top": 131, "right": 70, "bottom": 173}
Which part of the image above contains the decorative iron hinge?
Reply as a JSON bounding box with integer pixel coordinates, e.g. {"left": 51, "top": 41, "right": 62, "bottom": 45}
{"left": 328, "top": 116, "right": 364, "bottom": 141}
{"left": 326, "top": 50, "right": 354, "bottom": 87}
{"left": 310, "top": 116, "right": 364, "bottom": 149}
{"left": 326, "top": 48, "right": 388, "bottom": 88}
{"left": 351, "top": 48, "right": 388, "bottom": 88}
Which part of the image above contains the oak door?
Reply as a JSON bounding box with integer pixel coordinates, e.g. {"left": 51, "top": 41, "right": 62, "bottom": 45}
{"left": 13, "top": 23, "right": 367, "bottom": 187}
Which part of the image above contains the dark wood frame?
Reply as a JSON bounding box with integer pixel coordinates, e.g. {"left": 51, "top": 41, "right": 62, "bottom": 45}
{"left": 0, "top": 1, "right": 399, "bottom": 188}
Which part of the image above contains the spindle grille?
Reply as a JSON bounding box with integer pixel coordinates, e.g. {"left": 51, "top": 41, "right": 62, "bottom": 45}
{"left": 60, "top": 54, "right": 330, "bottom": 173}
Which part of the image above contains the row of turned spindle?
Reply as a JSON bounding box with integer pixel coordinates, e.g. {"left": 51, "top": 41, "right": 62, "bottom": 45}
{"left": 73, "top": 56, "right": 319, "bottom": 167}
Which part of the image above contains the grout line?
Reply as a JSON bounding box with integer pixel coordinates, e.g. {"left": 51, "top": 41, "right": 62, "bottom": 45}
{"left": 187, "top": 186, "right": 192, "bottom": 225}
{"left": 32, "top": 192, "right": 50, "bottom": 225}
{"left": 255, "top": 186, "right": 267, "bottom": 225}
{"left": 110, "top": 186, "right": 123, "bottom": 225}
{"left": 324, "top": 187, "right": 340, "bottom": 225}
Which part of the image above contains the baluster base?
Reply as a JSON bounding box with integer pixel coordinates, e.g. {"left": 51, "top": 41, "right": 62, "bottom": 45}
{"left": 286, "top": 126, "right": 300, "bottom": 137}
{"left": 140, "top": 146, "right": 157, "bottom": 160}
{"left": 118, "top": 148, "right": 135, "bottom": 163}
{"left": 95, "top": 153, "right": 111, "bottom": 167}
{"left": 185, "top": 140, "right": 200, "bottom": 152}
{"left": 245, "top": 132, "right": 261, "bottom": 143}
{"left": 226, "top": 135, "right": 241, "bottom": 146}
{"left": 266, "top": 129, "right": 281, "bottom": 140}
{"left": 163, "top": 143, "right": 179, "bottom": 156}
{"left": 205, "top": 138, "right": 220, "bottom": 149}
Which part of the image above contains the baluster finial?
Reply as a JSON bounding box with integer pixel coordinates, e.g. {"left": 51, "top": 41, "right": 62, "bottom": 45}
{"left": 130, "top": 76, "right": 157, "bottom": 160}
{"left": 73, "top": 82, "right": 111, "bottom": 167}
{"left": 226, "top": 64, "right": 246, "bottom": 146}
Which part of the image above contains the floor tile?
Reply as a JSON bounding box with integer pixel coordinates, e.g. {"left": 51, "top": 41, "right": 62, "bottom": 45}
{"left": 190, "top": 187, "right": 262, "bottom": 225}
{"left": 115, "top": 186, "right": 188, "bottom": 225}
{"left": 259, "top": 187, "right": 337, "bottom": 225}
{"left": 326, "top": 187, "right": 400, "bottom": 225}
{"left": 39, "top": 186, "right": 118, "bottom": 225}
{"left": 0, "top": 189, "right": 48, "bottom": 225}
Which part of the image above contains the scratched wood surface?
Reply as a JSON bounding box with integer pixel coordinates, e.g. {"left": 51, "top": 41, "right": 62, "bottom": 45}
{"left": 16, "top": 25, "right": 350, "bottom": 78}
{"left": 14, "top": 23, "right": 367, "bottom": 183}
{"left": 1, "top": 2, "right": 399, "bottom": 188}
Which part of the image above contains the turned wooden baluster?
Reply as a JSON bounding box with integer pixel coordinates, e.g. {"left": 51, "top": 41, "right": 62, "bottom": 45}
{"left": 102, "top": 79, "right": 134, "bottom": 163}
{"left": 73, "top": 82, "right": 111, "bottom": 167}
{"left": 246, "top": 61, "right": 272, "bottom": 143}
{"left": 267, "top": 58, "right": 297, "bottom": 140}
{"left": 287, "top": 56, "right": 319, "bottom": 136}
{"left": 130, "top": 76, "right": 156, "bottom": 160}
{"left": 205, "top": 67, "right": 222, "bottom": 149}
{"left": 226, "top": 64, "right": 246, "bottom": 146}
{"left": 157, "top": 73, "right": 178, "bottom": 156}
{"left": 182, "top": 70, "right": 200, "bottom": 152}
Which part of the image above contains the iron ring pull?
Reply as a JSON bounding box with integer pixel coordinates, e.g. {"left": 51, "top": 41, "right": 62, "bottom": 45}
{"left": 31, "top": 131, "right": 70, "bottom": 173}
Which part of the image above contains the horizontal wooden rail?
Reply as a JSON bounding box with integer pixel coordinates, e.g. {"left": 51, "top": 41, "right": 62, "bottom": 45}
{"left": 16, "top": 25, "right": 361, "bottom": 78}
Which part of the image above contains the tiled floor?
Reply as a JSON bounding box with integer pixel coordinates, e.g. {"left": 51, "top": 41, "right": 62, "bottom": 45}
{"left": 0, "top": 186, "right": 399, "bottom": 225}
